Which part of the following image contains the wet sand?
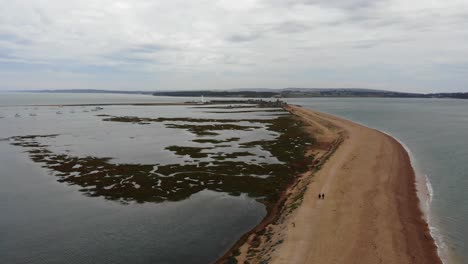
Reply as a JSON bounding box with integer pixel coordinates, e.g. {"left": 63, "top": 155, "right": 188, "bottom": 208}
{"left": 222, "top": 105, "right": 441, "bottom": 264}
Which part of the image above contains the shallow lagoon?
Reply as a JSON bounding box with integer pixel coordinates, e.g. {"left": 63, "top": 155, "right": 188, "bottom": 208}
{"left": 0, "top": 96, "right": 313, "bottom": 263}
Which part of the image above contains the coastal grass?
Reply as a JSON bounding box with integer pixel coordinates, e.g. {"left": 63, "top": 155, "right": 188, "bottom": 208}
{"left": 5, "top": 111, "right": 315, "bottom": 208}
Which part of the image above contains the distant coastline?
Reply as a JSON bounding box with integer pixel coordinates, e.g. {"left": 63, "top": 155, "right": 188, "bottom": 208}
{"left": 12, "top": 88, "right": 468, "bottom": 99}
{"left": 153, "top": 89, "right": 468, "bottom": 99}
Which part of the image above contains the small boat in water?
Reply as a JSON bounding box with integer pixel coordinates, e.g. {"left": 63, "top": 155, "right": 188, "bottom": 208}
{"left": 56, "top": 111, "right": 63, "bottom": 115}
{"left": 91, "top": 106, "right": 104, "bottom": 112}
{"left": 29, "top": 113, "right": 37, "bottom": 117}
{"left": 15, "top": 114, "right": 21, "bottom": 118}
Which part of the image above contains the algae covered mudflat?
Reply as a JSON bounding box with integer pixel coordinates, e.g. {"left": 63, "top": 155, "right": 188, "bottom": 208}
{"left": 3, "top": 103, "right": 315, "bottom": 208}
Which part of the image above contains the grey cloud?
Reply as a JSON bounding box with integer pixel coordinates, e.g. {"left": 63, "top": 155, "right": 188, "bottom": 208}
{"left": 103, "top": 44, "right": 177, "bottom": 66}
{"left": 33, "top": 6, "right": 52, "bottom": 25}
{"left": 0, "top": 48, "right": 14, "bottom": 60}
{"left": 226, "top": 21, "right": 311, "bottom": 42}
{"left": 350, "top": 39, "right": 383, "bottom": 49}
{"left": 272, "top": 21, "right": 311, "bottom": 34}
{"left": 128, "top": 44, "right": 173, "bottom": 54}
{"left": 325, "top": 12, "right": 403, "bottom": 30}
{"left": 219, "top": 55, "right": 256, "bottom": 66}
{"left": 1, "top": 0, "right": 467, "bottom": 92}
{"left": 308, "top": 0, "right": 383, "bottom": 10}
{"left": 268, "top": 0, "right": 386, "bottom": 10}
{"left": 437, "top": 63, "right": 468, "bottom": 73}
{"left": 103, "top": 54, "right": 155, "bottom": 65}
{"left": 226, "top": 32, "right": 263, "bottom": 42}
{"left": 267, "top": 0, "right": 398, "bottom": 33}
{"left": 0, "top": 33, "right": 31, "bottom": 45}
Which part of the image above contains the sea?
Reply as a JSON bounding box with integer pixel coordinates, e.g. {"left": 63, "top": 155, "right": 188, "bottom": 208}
{"left": 0, "top": 93, "right": 466, "bottom": 263}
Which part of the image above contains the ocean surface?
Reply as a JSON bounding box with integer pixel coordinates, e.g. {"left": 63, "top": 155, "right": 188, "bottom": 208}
{"left": 287, "top": 98, "right": 468, "bottom": 263}
{"left": 1, "top": 93, "right": 466, "bottom": 263}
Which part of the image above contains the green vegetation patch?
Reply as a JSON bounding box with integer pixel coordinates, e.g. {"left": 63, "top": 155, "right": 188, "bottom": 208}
{"left": 6, "top": 114, "right": 315, "bottom": 208}
{"left": 165, "top": 123, "right": 261, "bottom": 136}
{"left": 102, "top": 116, "right": 268, "bottom": 136}
{"left": 204, "top": 109, "right": 287, "bottom": 114}
{"left": 192, "top": 137, "right": 240, "bottom": 144}
{"left": 211, "top": 151, "right": 256, "bottom": 161}
{"left": 192, "top": 105, "right": 260, "bottom": 109}
{"left": 165, "top": 146, "right": 212, "bottom": 159}
{"left": 102, "top": 116, "right": 271, "bottom": 124}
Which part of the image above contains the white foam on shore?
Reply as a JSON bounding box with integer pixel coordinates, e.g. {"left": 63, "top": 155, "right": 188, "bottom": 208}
{"left": 341, "top": 120, "right": 448, "bottom": 263}
{"left": 377, "top": 130, "right": 449, "bottom": 263}
{"left": 314, "top": 110, "right": 447, "bottom": 262}
{"left": 299, "top": 106, "right": 455, "bottom": 263}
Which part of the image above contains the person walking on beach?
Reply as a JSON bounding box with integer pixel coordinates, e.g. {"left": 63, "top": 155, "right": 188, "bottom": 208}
{"left": 322, "top": 193, "right": 325, "bottom": 199}
{"left": 318, "top": 193, "right": 321, "bottom": 199}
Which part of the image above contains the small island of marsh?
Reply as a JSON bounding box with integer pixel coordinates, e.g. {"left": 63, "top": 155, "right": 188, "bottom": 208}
{"left": 4, "top": 102, "right": 317, "bottom": 211}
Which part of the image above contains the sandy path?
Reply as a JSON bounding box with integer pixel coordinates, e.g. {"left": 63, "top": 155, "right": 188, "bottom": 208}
{"left": 266, "top": 106, "right": 441, "bottom": 264}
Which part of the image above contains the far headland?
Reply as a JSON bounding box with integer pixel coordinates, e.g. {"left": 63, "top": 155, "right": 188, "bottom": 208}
{"left": 10, "top": 88, "right": 468, "bottom": 99}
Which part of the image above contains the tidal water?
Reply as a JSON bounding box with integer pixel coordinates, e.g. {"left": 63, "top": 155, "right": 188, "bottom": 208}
{"left": 0, "top": 93, "right": 281, "bottom": 264}
{"left": 288, "top": 98, "right": 468, "bottom": 263}
{"left": 0, "top": 92, "right": 184, "bottom": 106}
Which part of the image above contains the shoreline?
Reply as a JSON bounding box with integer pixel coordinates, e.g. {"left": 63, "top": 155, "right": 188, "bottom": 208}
{"left": 218, "top": 105, "right": 441, "bottom": 264}
{"left": 312, "top": 115, "right": 452, "bottom": 263}
{"left": 378, "top": 129, "right": 455, "bottom": 263}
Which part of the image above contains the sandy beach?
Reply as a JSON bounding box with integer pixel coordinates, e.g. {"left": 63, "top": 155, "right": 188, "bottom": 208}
{"left": 221, "top": 105, "right": 441, "bottom": 264}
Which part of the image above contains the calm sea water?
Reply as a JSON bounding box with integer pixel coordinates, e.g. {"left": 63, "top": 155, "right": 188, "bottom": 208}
{"left": 0, "top": 93, "right": 275, "bottom": 264}
{"left": 288, "top": 98, "right": 468, "bottom": 263}
{"left": 0, "top": 92, "right": 183, "bottom": 106}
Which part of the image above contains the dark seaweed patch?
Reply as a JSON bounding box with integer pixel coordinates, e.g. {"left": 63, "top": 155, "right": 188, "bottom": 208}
{"left": 6, "top": 115, "right": 315, "bottom": 207}
{"left": 204, "top": 109, "right": 286, "bottom": 114}
{"left": 103, "top": 116, "right": 265, "bottom": 136}
{"left": 165, "top": 146, "right": 212, "bottom": 159}
{"left": 165, "top": 123, "right": 260, "bottom": 136}
{"left": 192, "top": 105, "right": 260, "bottom": 109}
{"left": 211, "top": 152, "right": 255, "bottom": 161}
{"left": 192, "top": 137, "right": 240, "bottom": 144}
{"left": 102, "top": 116, "right": 271, "bottom": 124}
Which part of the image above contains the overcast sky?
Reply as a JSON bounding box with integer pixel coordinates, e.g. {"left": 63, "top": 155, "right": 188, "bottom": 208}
{"left": 1, "top": 0, "right": 468, "bottom": 92}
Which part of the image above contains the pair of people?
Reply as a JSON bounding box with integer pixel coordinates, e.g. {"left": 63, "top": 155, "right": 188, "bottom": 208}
{"left": 318, "top": 193, "right": 325, "bottom": 199}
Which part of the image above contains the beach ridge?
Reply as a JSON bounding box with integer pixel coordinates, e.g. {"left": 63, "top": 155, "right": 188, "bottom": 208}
{"left": 218, "top": 105, "right": 441, "bottom": 264}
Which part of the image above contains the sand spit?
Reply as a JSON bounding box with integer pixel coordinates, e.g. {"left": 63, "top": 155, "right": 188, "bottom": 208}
{"left": 219, "top": 105, "right": 441, "bottom": 264}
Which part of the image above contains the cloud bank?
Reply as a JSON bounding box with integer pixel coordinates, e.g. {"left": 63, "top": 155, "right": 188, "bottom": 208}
{"left": 1, "top": 0, "right": 468, "bottom": 92}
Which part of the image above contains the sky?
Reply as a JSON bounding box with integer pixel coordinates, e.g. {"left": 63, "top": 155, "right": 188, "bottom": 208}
{"left": 1, "top": 0, "right": 468, "bottom": 93}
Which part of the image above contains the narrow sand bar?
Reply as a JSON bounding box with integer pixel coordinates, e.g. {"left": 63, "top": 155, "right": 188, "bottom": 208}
{"left": 224, "top": 105, "right": 441, "bottom": 264}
